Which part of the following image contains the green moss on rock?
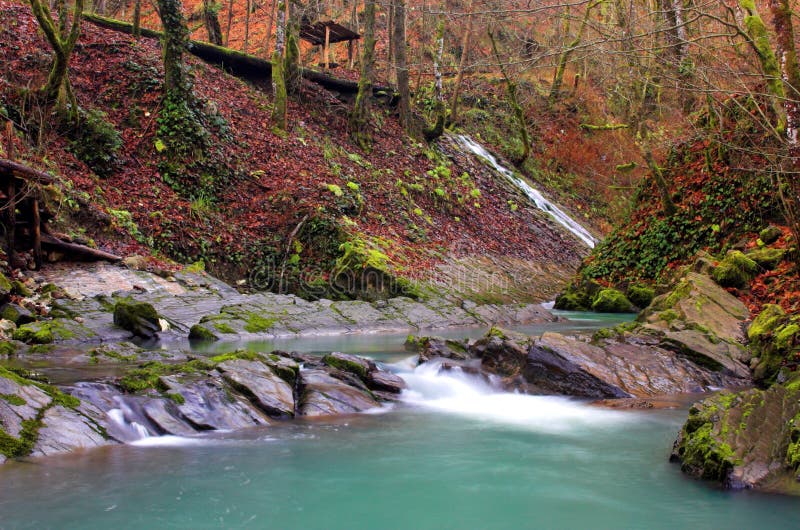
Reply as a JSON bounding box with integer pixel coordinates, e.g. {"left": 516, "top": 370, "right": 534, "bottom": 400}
{"left": 591, "top": 289, "right": 635, "bottom": 313}
{"left": 748, "top": 304, "right": 785, "bottom": 342}
{"left": 113, "top": 301, "right": 162, "bottom": 338}
{"left": 746, "top": 248, "right": 786, "bottom": 270}
{"left": 243, "top": 313, "right": 276, "bottom": 333}
{"left": 322, "top": 353, "right": 368, "bottom": 379}
{"left": 11, "top": 321, "right": 76, "bottom": 344}
{"left": 759, "top": 225, "right": 783, "bottom": 245}
{"left": 627, "top": 285, "right": 655, "bottom": 309}
{"left": 188, "top": 324, "right": 219, "bottom": 342}
{"left": 0, "top": 271, "right": 12, "bottom": 300}
{"left": 711, "top": 251, "right": 758, "bottom": 288}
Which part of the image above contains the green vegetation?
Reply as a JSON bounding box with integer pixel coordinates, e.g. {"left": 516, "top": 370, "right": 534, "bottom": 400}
{"left": 711, "top": 251, "right": 758, "bottom": 288}
{"left": 188, "top": 324, "right": 220, "bottom": 341}
{"left": 243, "top": 314, "right": 276, "bottom": 333}
{"left": 322, "top": 354, "right": 368, "bottom": 379}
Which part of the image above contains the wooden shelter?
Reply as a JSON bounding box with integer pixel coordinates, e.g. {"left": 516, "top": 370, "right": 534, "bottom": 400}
{"left": 1, "top": 122, "right": 120, "bottom": 269}
{"left": 299, "top": 20, "right": 360, "bottom": 69}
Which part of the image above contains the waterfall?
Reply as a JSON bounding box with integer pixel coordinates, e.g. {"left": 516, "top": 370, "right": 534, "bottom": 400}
{"left": 395, "top": 358, "right": 631, "bottom": 433}
{"left": 454, "top": 134, "right": 598, "bottom": 248}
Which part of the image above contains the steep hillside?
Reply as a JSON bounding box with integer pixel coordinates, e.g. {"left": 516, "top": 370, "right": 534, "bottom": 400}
{"left": 0, "top": 0, "right": 589, "bottom": 301}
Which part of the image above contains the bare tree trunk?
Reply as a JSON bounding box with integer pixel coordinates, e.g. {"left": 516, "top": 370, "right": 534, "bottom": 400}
{"left": 264, "top": 0, "right": 277, "bottom": 58}
{"left": 244, "top": 0, "right": 251, "bottom": 53}
{"left": 350, "top": 0, "right": 376, "bottom": 150}
{"left": 132, "top": 0, "right": 141, "bottom": 38}
{"left": 448, "top": 0, "right": 473, "bottom": 126}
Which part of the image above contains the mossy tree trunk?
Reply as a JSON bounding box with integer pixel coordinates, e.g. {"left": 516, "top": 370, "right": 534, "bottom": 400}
{"left": 28, "top": 0, "right": 84, "bottom": 119}
{"left": 158, "top": 0, "right": 191, "bottom": 101}
{"left": 768, "top": 0, "right": 800, "bottom": 266}
{"left": 448, "top": 0, "right": 473, "bottom": 127}
{"left": 284, "top": 6, "right": 300, "bottom": 96}
{"left": 549, "top": 0, "right": 598, "bottom": 105}
{"left": 738, "top": 0, "right": 786, "bottom": 132}
{"left": 423, "top": 18, "right": 445, "bottom": 141}
{"left": 391, "top": 0, "right": 411, "bottom": 131}
{"left": 203, "top": 0, "right": 223, "bottom": 45}
{"left": 350, "top": 0, "right": 377, "bottom": 150}
{"left": 489, "top": 30, "right": 530, "bottom": 162}
{"left": 271, "top": 1, "right": 287, "bottom": 130}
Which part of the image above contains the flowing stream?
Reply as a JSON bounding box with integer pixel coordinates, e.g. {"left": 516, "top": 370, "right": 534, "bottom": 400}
{"left": 2, "top": 315, "right": 800, "bottom": 528}
{"left": 454, "top": 134, "right": 598, "bottom": 248}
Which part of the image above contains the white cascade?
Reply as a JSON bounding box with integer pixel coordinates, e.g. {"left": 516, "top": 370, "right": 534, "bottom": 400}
{"left": 454, "top": 134, "right": 598, "bottom": 248}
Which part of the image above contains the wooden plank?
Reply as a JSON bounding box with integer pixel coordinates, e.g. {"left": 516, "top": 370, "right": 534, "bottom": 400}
{"left": 32, "top": 199, "right": 42, "bottom": 270}
{"left": 324, "top": 26, "right": 330, "bottom": 69}
{"left": 41, "top": 234, "right": 122, "bottom": 262}
{"left": 0, "top": 159, "right": 56, "bottom": 184}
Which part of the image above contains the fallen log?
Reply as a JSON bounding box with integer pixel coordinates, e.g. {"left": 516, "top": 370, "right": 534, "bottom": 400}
{"left": 0, "top": 159, "right": 56, "bottom": 184}
{"left": 82, "top": 13, "right": 397, "bottom": 100}
{"left": 41, "top": 234, "right": 122, "bottom": 262}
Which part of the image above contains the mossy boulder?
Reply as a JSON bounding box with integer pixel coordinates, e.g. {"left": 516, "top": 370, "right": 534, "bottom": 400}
{"left": 746, "top": 248, "right": 786, "bottom": 270}
{"left": 748, "top": 304, "right": 785, "bottom": 343}
{"left": 626, "top": 285, "right": 655, "bottom": 309}
{"left": 113, "top": 301, "right": 163, "bottom": 339}
{"left": 188, "top": 324, "right": 219, "bottom": 342}
{"left": 591, "top": 289, "right": 635, "bottom": 313}
{"left": 0, "top": 304, "right": 35, "bottom": 325}
{"left": 672, "top": 385, "right": 800, "bottom": 493}
{"left": 554, "top": 279, "right": 603, "bottom": 311}
{"left": 12, "top": 321, "right": 77, "bottom": 344}
{"left": 711, "top": 250, "right": 758, "bottom": 289}
{"left": 11, "top": 280, "right": 33, "bottom": 298}
{"left": 0, "top": 272, "right": 11, "bottom": 302}
{"left": 322, "top": 352, "right": 370, "bottom": 379}
{"left": 759, "top": 225, "right": 783, "bottom": 245}
{"left": 747, "top": 305, "right": 800, "bottom": 384}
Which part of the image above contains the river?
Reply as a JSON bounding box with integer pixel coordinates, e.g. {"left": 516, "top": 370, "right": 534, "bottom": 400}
{"left": 1, "top": 313, "right": 799, "bottom": 529}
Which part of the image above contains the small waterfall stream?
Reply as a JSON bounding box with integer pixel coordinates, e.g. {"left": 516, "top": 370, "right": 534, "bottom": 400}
{"left": 454, "top": 134, "right": 598, "bottom": 248}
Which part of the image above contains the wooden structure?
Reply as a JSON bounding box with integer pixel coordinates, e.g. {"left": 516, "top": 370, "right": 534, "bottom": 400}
{"left": 1, "top": 121, "right": 120, "bottom": 269}
{"left": 299, "top": 20, "right": 360, "bottom": 69}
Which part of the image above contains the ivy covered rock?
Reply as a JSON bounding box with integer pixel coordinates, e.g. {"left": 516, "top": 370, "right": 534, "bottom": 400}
{"left": 591, "top": 289, "right": 635, "bottom": 313}
{"left": 711, "top": 250, "right": 758, "bottom": 288}
{"left": 113, "top": 301, "right": 164, "bottom": 339}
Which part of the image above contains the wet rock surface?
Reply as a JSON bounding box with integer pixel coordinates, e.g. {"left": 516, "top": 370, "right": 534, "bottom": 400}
{"left": 28, "top": 262, "right": 558, "bottom": 346}
{"left": 1, "top": 349, "right": 405, "bottom": 465}
{"left": 671, "top": 385, "right": 800, "bottom": 494}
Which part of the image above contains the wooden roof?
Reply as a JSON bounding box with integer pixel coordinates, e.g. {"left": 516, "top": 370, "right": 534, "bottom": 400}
{"left": 299, "top": 21, "right": 360, "bottom": 46}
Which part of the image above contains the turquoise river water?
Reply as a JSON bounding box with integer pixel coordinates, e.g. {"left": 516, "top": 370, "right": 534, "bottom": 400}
{"left": 1, "top": 312, "right": 799, "bottom": 529}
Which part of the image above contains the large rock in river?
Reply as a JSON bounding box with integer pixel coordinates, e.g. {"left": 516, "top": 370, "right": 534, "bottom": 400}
{"left": 298, "top": 369, "right": 380, "bottom": 417}
{"left": 217, "top": 359, "right": 295, "bottom": 418}
{"left": 671, "top": 384, "right": 800, "bottom": 494}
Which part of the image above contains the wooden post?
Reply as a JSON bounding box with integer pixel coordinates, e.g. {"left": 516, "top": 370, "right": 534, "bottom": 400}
{"left": 32, "top": 199, "right": 41, "bottom": 270}
{"left": 4, "top": 121, "right": 15, "bottom": 266}
{"left": 348, "top": 40, "right": 353, "bottom": 69}
{"left": 324, "top": 25, "right": 330, "bottom": 69}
